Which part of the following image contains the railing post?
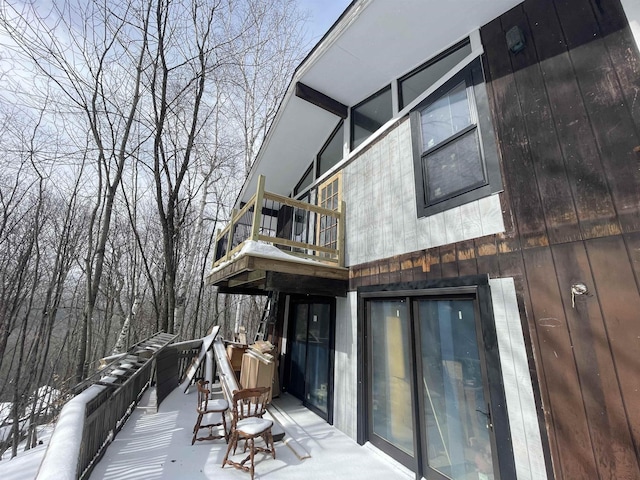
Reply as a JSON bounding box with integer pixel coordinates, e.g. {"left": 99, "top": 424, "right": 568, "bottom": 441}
{"left": 337, "top": 200, "right": 346, "bottom": 267}
{"left": 250, "top": 175, "right": 266, "bottom": 242}
{"left": 225, "top": 209, "right": 238, "bottom": 262}
{"left": 213, "top": 228, "right": 221, "bottom": 266}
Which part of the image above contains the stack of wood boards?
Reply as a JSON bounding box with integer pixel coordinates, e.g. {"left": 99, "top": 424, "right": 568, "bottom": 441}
{"left": 240, "top": 342, "right": 275, "bottom": 403}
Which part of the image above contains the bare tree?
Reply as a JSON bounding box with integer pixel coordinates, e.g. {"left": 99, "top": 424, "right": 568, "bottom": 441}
{"left": 0, "top": 0, "right": 153, "bottom": 381}
{"left": 0, "top": 0, "right": 310, "bottom": 414}
{"left": 223, "top": 0, "right": 309, "bottom": 173}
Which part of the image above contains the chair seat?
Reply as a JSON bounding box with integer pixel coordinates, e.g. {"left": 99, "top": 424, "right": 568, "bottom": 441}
{"left": 202, "top": 398, "right": 228, "bottom": 412}
{"left": 236, "top": 417, "right": 273, "bottom": 436}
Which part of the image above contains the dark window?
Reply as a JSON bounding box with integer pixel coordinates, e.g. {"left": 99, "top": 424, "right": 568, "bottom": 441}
{"left": 411, "top": 58, "right": 501, "bottom": 217}
{"left": 351, "top": 86, "right": 392, "bottom": 150}
{"left": 399, "top": 39, "right": 472, "bottom": 109}
{"left": 294, "top": 163, "right": 313, "bottom": 196}
{"left": 317, "top": 121, "right": 344, "bottom": 177}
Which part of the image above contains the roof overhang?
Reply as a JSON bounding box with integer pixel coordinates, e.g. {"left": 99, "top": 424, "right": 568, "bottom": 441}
{"left": 237, "top": 0, "right": 522, "bottom": 205}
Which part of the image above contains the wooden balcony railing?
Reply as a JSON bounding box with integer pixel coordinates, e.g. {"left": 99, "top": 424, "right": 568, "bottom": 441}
{"left": 212, "top": 175, "right": 345, "bottom": 269}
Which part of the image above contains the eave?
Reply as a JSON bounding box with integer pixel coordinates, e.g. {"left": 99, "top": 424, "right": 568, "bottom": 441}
{"left": 237, "top": 0, "right": 523, "bottom": 206}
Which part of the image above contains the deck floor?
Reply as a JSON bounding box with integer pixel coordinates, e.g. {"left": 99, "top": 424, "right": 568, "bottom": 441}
{"left": 88, "top": 384, "right": 413, "bottom": 480}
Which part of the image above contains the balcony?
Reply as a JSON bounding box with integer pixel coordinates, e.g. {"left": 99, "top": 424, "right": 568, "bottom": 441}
{"left": 207, "top": 176, "right": 349, "bottom": 297}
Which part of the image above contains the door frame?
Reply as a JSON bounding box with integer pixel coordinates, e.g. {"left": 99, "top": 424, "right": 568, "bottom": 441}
{"left": 357, "top": 275, "right": 516, "bottom": 480}
{"left": 283, "top": 294, "right": 336, "bottom": 423}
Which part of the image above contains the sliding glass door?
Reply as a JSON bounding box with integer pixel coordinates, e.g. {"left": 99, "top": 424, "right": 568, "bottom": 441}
{"left": 286, "top": 297, "right": 334, "bottom": 421}
{"left": 364, "top": 290, "right": 502, "bottom": 480}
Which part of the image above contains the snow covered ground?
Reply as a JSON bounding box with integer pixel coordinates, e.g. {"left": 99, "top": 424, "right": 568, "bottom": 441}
{"left": 0, "top": 425, "right": 53, "bottom": 480}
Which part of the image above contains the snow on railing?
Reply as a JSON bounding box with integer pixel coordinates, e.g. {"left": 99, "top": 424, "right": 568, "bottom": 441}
{"left": 35, "top": 333, "right": 179, "bottom": 480}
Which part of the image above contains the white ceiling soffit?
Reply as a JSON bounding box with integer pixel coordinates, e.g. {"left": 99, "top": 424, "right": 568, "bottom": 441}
{"left": 239, "top": 0, "right": 521, "bottom": 205}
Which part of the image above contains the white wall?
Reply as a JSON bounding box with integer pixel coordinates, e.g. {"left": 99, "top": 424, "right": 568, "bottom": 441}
{"left": 490, "top": 277, "right": 548, "bottom": 480}
{"left": 343, "top": 118, "right": 504, "bottom": 267}
{"left": 332, "top": 293, "right": 358, "bottom": 439}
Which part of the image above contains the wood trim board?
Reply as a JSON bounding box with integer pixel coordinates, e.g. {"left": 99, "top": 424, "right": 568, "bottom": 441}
{"left": 182, "top": 326, "right": 220, "bottom": 392}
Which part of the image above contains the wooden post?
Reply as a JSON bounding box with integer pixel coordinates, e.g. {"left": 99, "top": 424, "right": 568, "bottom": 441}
{"left": 212, "top": 228, "right": 220, "bottom": 267}
{"left": 225, "top": 210, "right": 238, "bottom": 262}
{"left": 250, "top": 175, "right": 266, "bottom": 242}
{"left": 337, "top": 200, "right": 346, "bottom": 267}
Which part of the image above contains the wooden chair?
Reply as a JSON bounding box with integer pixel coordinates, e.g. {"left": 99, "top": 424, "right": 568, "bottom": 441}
{"left": 191, "top": 379, "right": 229, "bottom": 445}
{"left": 222, "top": 386, "right": 276, "bottom": 480}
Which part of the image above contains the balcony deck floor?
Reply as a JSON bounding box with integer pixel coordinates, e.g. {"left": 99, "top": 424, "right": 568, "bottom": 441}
{"left": 88, "top": 384, "right": 412, "bottom": 480}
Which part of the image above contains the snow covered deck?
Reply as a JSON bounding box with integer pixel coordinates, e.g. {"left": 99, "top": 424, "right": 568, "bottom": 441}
{"left": 85, "top": 385, "right": 412, "bottom": 480}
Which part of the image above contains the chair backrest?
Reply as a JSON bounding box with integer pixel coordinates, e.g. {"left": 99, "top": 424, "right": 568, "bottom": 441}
{"left": 196, "top": 379, "right": 211, "bottom": 413}
{"left": 230, "top": 387, "right": 271, "bottom": 422}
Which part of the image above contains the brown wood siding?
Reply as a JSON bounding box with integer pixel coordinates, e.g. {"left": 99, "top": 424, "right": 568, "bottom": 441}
{"left": 349, "top": 0, "right": 640, "bottom": 478}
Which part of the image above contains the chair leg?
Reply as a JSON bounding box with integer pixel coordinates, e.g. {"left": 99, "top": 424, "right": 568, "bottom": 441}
{"left": 267, "top": 430, "right": 276, "bottom": 460}
{"left": 221, "top": 412, "right": 229, "bottom": 443}
{"left": 191, "top": 413, "right": 203, "bottom": 445}
{"left": 222, "top": 431, "right": 237, "bottom": 468}
{"left": 249, "top": 437, "right": 255, "bottom": 480}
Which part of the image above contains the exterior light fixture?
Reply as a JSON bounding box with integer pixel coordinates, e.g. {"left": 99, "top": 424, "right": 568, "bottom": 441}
{"left": 506, "top": 26, "right": 526, "bottom": 53}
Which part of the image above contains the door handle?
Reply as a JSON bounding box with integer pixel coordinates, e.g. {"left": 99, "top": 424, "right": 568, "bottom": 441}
{"left": 476, "top": 405, "right": 493, "bottom": 430}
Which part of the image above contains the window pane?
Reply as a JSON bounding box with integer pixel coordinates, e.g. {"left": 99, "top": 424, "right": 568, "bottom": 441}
{"left": 420, "top": 81, "right": 472, "bottom": 150}
{"left": 400, "top": 41, "right": 472, "bottom": 109}
{"left": 306, "top": 303, "right": 331, "bottom": 414}
{"left": 318, "top": 123, "right": 344, "bottom": 177}
{"left": 418, "top": 299, "right": 494, "bottom": 480}
{"left": 294, "top": 165, "right": 314, "bottom": 196}
{"left": 370, "top": 299, "right": 414, "bottom": 456}
{"left": 351, "top": 86, "right": 392, "bottom": 150}
{"left": 424, "top": 129, "right": 484, "bottom": 203}
{"left": 289, "top": 304, "right": 309, "bottom": 399}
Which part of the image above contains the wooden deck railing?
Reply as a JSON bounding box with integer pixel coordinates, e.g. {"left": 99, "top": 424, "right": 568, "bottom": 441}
{"left": 213, "top": 175, "right": 345, "bottom": 268}
{"left": 36, "top": 333, "right": 190, "bottom": 480}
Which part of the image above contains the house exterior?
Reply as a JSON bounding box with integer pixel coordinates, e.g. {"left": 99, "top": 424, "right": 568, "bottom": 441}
{"left": 207, "top": 1, "right": 640, "bottom": 479}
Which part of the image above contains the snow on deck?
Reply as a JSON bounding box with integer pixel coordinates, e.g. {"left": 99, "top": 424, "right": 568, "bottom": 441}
{"left": 209, "top": 240, "right": 333, "bottom": 275}
{"left": 86, "top": 385, "right": 412, "bottom": 480}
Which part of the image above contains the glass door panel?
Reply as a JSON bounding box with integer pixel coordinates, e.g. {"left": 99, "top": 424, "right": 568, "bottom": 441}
{"left": 305, "top": 303, "right": 331, "bottom": 414}
{"left": 418, "top": 299, "right": 494, "bottom": 480}
{"left": 369, "top": 299, "right": 414, "bottom": 456}
{"left": 288, "top": 303, "right": 308, "bottom": 400}
{"left": 287, "top": 299, "right": 333, "bottom": 421}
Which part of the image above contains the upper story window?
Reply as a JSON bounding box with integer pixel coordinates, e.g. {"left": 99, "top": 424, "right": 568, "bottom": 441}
{"left": 399, "top": 39, "right": 472, "bottom": 110}
{"left": 411, "top": 58, "right": 502, "bottom": 217}
{"left": 294, "top": 163, "right": 313, "bottom": 197}
{"left": 351, "top": 85, "right": 392, "bottom": 150}
{"left": 317, "top": 121, "right": 344, "bottom": 178}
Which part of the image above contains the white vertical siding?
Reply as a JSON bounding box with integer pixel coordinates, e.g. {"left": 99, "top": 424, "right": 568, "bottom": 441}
{"left": 343, "top": 118, "right": 504, "bottom": 266}
{"left": 490, "top": 277, "right": 548, "bottom": 480}
{"left": 333, "top": 293, "right": 358, "bottom": 440}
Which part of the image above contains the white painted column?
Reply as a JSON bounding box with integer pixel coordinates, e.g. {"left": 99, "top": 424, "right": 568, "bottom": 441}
{"left": 490, "top": 277, "right": 548, "bottom": 480}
